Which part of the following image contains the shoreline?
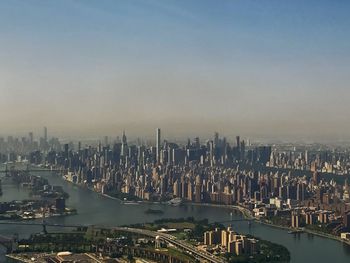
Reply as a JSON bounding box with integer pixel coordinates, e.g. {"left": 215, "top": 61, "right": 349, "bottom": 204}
{"left": 259, "top": 219, "right": 350, "bottom": 246}
{"left": 50, "top": 180, "right": 350, "bottom": 247}
{"left": 16, "top": 165, "right": 350, "bottom": 248}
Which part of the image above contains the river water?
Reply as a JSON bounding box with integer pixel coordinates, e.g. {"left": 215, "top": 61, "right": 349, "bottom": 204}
{"left": 1, "top": 170, "right": 350, "bottom": 263}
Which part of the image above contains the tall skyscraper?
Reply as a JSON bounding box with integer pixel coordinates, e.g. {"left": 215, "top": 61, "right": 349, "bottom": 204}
{"left": 156, "top": 128, "right": 161, "bottom": 163}
{"left": 209, "top": 140, "right": 214, "bottom": 167}
{"left": 121, "top": 130, "right": 127, "bottom": 157}
{"left": 43, "top": 127, "right": 48, "bottom": 142}
{"left": 214, "top": 132, "right": 219, "bottom": 145}
{"left": 28, "top": 132, "right": 33, "bottom": 144}
{"left": 236, "top": 136, "right": 240, "bottom": 152}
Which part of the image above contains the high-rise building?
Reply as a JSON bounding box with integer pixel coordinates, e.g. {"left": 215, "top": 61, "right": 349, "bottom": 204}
{"left": 214, "top": 132, "right": 219, "bottom": 146}
{"left": 209, "top": 140, "right": 214, "bottom": 167}
{"left": 343, "top": 212, "right": 350, "bottom": 228}
{"left": 235, "top": 241, "right": 243, "bottom": 255}
{"left": 195, "top": 175, "right": 202, "bottom": 203}
{"left": 204, "top": 231, "right": 212, "bottom": 245}
{"left": 121, "top": 131, "right": 127, "bottom": 157}
{"left": 236, "top": 136, "right": 241, "bottom": 161}
{"left": 28, "top": 132, "right": 33, "bottom": 145}
{"left": 306, "top": 213, "right": 315, "bottom": 225}
{"left": 291, "top": 213, "right": 300, "bottom": 228}
{"left": 173, "top": 180, "right": 180, "bottom": 197}
{"left": 203, "top": 229, "right": 221, "bottom": 246}
{"left": 313, "top": 171, "right": 320, "bottom": 185}
{"left": 228, "top": 241, "right": 235, "bottom": 253}
{"left": 156, "top": 128, "right": 161, "bottom": 163}
{"left": 297, "top": 182, "right": 305, "bottom": 201}
{"left": 43, "top": 126, "right": 47, "bottom": 142}
{"left": 221, "top": 229, "right": 229, "bottom": 247}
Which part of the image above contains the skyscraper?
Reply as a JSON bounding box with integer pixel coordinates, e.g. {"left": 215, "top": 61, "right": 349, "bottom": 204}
{"left": 28, "top": 132, "right": 33, "bottom": 144}
{"left": 43, "top": 127, "right": 48, "bottom": 142}
{"left": 156, "top": 128, "right": 161, "bottom": 163}
{"left": 214, "top": 132, "right": 219, "bottom": 146}
{"left": 121, "top": 130, "right": 127, "bottom": 157}
{"left": 236, "top": 136, "right": 240, "bottom": 160}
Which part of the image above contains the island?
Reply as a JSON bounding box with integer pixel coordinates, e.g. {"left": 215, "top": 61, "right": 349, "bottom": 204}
{"left": 0, "top": 199, "right": 77, "bottom": 220}
{"left": 0, "top": 169, "right": 76, "bottom": 220}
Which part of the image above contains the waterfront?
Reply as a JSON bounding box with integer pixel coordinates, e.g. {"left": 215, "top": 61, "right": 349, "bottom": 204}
{"left": 1, "top": 170, "right": 350, "bottom": 263}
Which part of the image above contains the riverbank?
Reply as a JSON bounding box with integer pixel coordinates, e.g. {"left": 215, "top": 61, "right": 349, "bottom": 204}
{"left": 16, "top": 165, "right": 350, "bottom": 249}
{"left": 253, "top": 216, "right": 350, "bottom": 247}
{"left": 302, "top": 227, "right": 350, "bottom": 246}
{"left": 66, "top": 184, "right": 350, "bottom": 248}
{"left": 183, "top": 202, "right": 350, "bottom": 248}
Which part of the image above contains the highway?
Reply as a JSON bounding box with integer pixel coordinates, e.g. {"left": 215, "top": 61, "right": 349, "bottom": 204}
{"left": 113, "top": 226, "right": 226, "bottom": 263}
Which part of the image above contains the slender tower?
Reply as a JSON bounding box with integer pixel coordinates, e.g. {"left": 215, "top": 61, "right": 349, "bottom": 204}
{"left": 43, "top": 126, "right": 48, "bottom": 142}
{"left": 156, "top": 128, "right": 161, "bottom": 163}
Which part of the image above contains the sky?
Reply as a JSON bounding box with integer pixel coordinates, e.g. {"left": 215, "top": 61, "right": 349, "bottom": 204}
{"left": 0, "top": 0, "right": 349, "bottom": 141}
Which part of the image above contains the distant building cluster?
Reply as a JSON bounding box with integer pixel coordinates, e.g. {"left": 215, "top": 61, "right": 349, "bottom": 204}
{"left": 1, "top": 127, "right": 350, "bottom": 236}
{"left": 203, "top": 227, "right": 257, "bottom": 256}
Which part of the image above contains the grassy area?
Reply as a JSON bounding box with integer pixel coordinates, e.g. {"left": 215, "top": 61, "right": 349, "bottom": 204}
{"left": 166, "top": 247, "right": 196, "bottom": 262}
{"left": 172, "top": 232, "right": 188, "bottom": 240}
{"left": 17, "top": 232, "right": 93, "bottom": 253}
{"left": 162, "top": 221, "right": 196, "bottom": 229}
{"left": 223, "top": 236, "right": 291, "bottom": 263}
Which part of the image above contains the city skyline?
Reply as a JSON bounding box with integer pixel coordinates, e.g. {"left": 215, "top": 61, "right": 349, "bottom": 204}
{"left": 1, "top": 0, "right": 350, "bottom": 141}
{"left": 1, "top": 1, "right": 350, "bottom": 262}
{"left": 2, "top": 125, "right": 350, "bottom": 144}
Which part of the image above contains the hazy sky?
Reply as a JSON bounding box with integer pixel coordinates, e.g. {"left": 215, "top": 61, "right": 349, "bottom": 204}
{"left": 0, "top": 0, "right": 349, "bottom": 141}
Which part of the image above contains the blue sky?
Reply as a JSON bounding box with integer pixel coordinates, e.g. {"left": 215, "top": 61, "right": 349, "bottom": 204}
{"left": 0, "top": 0, "right": 349, "bottom": 141}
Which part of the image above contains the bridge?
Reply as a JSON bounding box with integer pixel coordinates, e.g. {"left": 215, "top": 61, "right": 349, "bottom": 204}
{"left": 210, "top": 218, "right": 255, "bottom": 225}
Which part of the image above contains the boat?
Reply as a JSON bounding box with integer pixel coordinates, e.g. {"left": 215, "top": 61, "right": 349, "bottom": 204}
{"left": 122, "top": 201, "right": 139, "bottom": 205}
{"left": 288, "top": 229, "right": 304, "bottom": 234}
{"left": 122, "top": 198, "right": 139, "bottom": 205}
{"left": 168, "top": 197, "right": 183, "bottom": 206}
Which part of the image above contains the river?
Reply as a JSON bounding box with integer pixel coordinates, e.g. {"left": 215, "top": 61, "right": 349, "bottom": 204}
{"left": 1, "top": 170, "right": 350, "bottom": 263}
